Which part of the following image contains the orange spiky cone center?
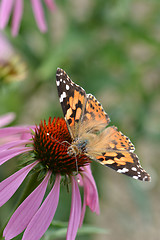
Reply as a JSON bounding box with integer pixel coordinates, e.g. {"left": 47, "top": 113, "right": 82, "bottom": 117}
{"left": 33, "top": 117, "right": 90, "bottom": 175}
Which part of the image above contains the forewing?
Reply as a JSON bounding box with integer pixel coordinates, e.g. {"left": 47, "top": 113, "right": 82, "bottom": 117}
{"left": 79, "top": 94, "right": 110, "bottom": 134}
{"left": 56, "top": 68, "right": 86, "bottom": 139}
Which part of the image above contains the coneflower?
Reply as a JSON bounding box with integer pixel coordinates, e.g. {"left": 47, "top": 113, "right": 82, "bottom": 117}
{"left": 0, "top": 116, "right": 99, "bottom": 240}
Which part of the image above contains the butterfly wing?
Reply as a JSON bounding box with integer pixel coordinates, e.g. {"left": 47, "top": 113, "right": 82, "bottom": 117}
{"left": 56, "top": 68, "right": 110, "bottom": 139}
{"left": 83, "top": 94, "right": 110, "bottom": 125}
{"left": 56, "top": 68, "right": 151, "bottom": 181}
{"left": 56, "top": 68, "right": 87, "bottom": 139}
{"left": 87, "top": 126, "right": 151, "bottom": 181}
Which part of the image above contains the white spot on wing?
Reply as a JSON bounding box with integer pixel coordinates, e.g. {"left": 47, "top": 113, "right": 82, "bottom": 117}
{"left": 66, "top": 84, "right": 70, "bottom": 90}
{"left": 131, "top": 167, "right": 137, "bottom": 171}
{"left": 56, "top": 81, "right": 60, "bottom": 86}
{"left": 143, "top": 176, "right": 149, "bottom": 181}
{"left": 133, "top": 176, "right": 138, "bottom": 179}
{"left": 60, "top": 92, "right": 67, "bottom": 103}
{"left": 117, "top": 168, "right": 129, "bottom": 173}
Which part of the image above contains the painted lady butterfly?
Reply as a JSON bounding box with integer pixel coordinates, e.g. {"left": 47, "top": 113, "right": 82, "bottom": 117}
{"left": 56, "top": 68, "right": 151, "bottom": 181}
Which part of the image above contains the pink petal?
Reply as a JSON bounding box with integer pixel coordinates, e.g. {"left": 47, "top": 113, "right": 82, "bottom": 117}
{"left": 79, "top": 186, "right": 87, "bottom": 227}
{"left": 0, "top": 161, "right": 38, "bottom": 207}
{"left": 0, "top": 0, "right": 14, "bottom": 29}
{"left": 66, "top": 176, "right": 81, "bottom": 240}
{"left": 0, "top": 140, "right": 30, "bottom": 151}
{"left": 0, "top": 126, "right": 32, "bottom": 138}
{"left": 44, "top": 0, "right": 56, "bottom": 11}
{"left": 0, "top": 147, "right": 33, "bottom": 166}
{"left": 12, "top": 0, "right": 24, "bottom": 36}
{"left": 79, "top": 165, "right": 100, "bottom": 227}
{"left": 22, "top": 174, "right": 61, "bottom": 240}
{"left": 0, "top": 113, "right": 15, "bottom": 128}
{"left": 0, "top": 33, "right": 14, "bottom": 61}
{"left": 4, "top": 172, "right": 51, "bottom": 240}
{"left": 82, "top": 168, "right": 100, "bottom": 214}
{"left": 31, "top": 0, "right": 47, "bottom": 32}
{"left": 20, "top": 130, "right": 35, "bottom": 140}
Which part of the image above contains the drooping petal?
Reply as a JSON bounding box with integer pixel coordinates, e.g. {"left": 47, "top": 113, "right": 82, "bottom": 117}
{"left": 66, "top": 176, "right": 81, "bottom": 240}
{"left": 22, "top": 174, "right": 61, "bottom": 240}
{"left": 31, "top": 0, "right": 47, "bottom": 32}
{"left": 79, "top": 165, "right": 100, "bottom": 227}
{"left": 0, "top": 161, "right": 38, "bottom": 207}
{"left": 3, "top": 171, "right": 51, "bottom": 240}
{"left": 0, "top": 113, "right": 15, "bottom": 128}
{"left": 12, "top": 0, "right": 24, "bottom": 36}
{"left": 0, "top": 147, "right": 33, "bottom": 166}
{"left": 79, "top": 185, "right": 87, "bottom": 227}
{"left": 0, "top": 0, "right": 14, "bottom": 29}
{"left": 44, "top": 0, "right": 56, "bottom": 11}
{"left": 82, "top": 166, "right": 100, "bottom": 214}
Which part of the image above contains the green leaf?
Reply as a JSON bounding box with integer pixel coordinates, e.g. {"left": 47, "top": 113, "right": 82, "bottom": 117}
{"left": 42, "top": 221, "right": 109, "bottom": 239}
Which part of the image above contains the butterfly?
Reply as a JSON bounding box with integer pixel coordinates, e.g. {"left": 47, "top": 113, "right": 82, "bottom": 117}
{"left": 56, "top": 68, "right": 151, "bottom": 181}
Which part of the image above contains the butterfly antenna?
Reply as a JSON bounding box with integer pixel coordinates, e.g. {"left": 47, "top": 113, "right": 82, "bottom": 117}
{"left": 46, "top": 133, "right": 69, "bottom": 148}
{"left": 61, "top": 140, "right": 71, "bottom": 147}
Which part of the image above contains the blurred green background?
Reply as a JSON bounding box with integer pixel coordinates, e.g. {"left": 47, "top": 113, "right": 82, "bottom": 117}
{"left": 0, "top": 0, "right": 160, "bottom": 239}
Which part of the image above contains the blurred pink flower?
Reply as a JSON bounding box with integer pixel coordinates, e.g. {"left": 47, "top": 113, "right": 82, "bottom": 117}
{"left": 0, "top": 32, "right": 14, "bottom": 62}
{"left": 0, "top": 112, "right": 15, "bottom": 128}
{"left": 0, "top": 117, "right": 99, "bottom": 240}
{"left": 0, "top": 0, "right": 56, "bottom": 36}
{"left": 0, "top": 32, "right": 27, "bottom": 82}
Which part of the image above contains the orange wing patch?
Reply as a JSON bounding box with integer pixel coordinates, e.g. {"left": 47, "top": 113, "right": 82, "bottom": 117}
{"left": 86, "top": 124, "right": 150, "bottom": 181}
{"left": 96, "top": 151, "right": 150, "bottom": 181}
{"left": 65, "top": 90, "right": 85, "bottom": 127}
{"left": 103, "top": 126, "right": 135, "bottom": 152}
{"left": 83, "top": 94, "right": 110, "bottom": 126}
{"left": 96, "top": 152, "right": 134, "bottom": 166}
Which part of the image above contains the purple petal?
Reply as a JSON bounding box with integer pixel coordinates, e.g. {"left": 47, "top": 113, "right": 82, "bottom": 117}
{"left": 0, "top": 0, "right": 14, "bottom": 29}
{"left": 44, "top": 0, "right": 56, "bottom": 11}
{"left": 22, "top": 174, "right": 61, "bottom": 240}
{"left": 66, "top": 176, "right": 81, "bottom": 240}
{"left": 0, "top": 113, "right": 15, "bottom": 128}
{"left": 31, "top": 0, "right": 47, "bottom": 32}
{"left": 3, "top": 171, "right": 51, "bottom": 240}
{"left": 0, "top": 161, "right": 38, "bottom": 207}
{"left": 12, "top": 0, "right": 24, "bottom": 36}
{"left": 0, "top": 147, "right": 33, "bottom": 166}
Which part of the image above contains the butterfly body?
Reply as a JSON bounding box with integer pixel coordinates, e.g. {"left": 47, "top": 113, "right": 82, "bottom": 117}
{"left": 56, "top": 68, "right": 151, "bottom": 181}
{"left": 67, "top": 139, "right": 88, "bottom": 156}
